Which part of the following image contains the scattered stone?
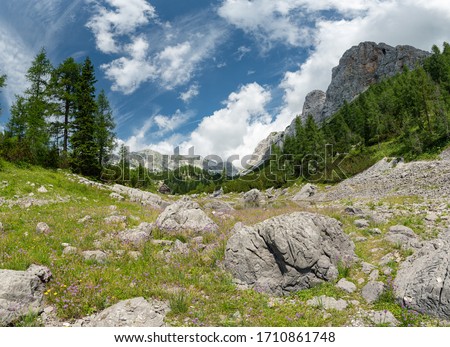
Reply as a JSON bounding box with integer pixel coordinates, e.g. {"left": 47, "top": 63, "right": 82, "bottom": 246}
{"left": 379, "top": 253, "right": 394, "bottom": 266}
{"left": 118, "top": 223, "right": 154, "bottom": 246}
{"left": 361, "top": 281, "right": 385, "bottom": 304}
{"left": 128, "top": 251, "right": 142, "bottom": 260}
{"left": 37, "top": 186, "right": 48, "bottom": 193}
{"left": 84, "top": 297, "right": 169, "bottom": 327}
{"left": 336, "top": 279, "right": 357, "bottom": 293}
{"left": 36, "top": 222, "right": 51, "bottom": 234}
{"left": 171, "top": 240, "right": 189, "bottom": 255}
{"left": 212, "top": 187, "right": 223, "bottom": 198}
{"left": 242, "top": 189, "right": 263, "bottom": 206}
{"left": 203, "top": 200, "right": 234, "bottom": 212}
{"left": 78, "top": 215, "right": 93, "bottom": 224}
{"left": 354, "top": 219, "right": 370, "bottom": 228}
{"left": 368, "top": 228, "right": 382, "bottom": 235}
{"left": 385, "top": 225, "right": 420, "bottom": 249}
{"left": 382, "top": 267, "right": 393, "bottom": 276}
{"left": 0, "top": 265, "right": 52, "bottom": 326}
{"left": 345, "top": 207, "right": 364, "bottom": 216}
{"left": 354, "top": 237, "right": 367, "bottom": 242}
{"left": 109, "top": 192, "right": 125, "bottom": 201}
{"left": 225, "top": 212, "right": 355, "bottom": 295}
{"left": 425, "top": 212, "right": 439, "bottom": 222}
{"left": 361, "top": 262, "right": 376, "bottom": 274}
{"left": 158, "top": 184, "right": 171, "bottom": 195}
{"left": 63, "top": 246, "right": 78, "bottom": 255}
{"left": 82, "top": 250, "right": 108, "bottom": 264}
{"left": 156, "top": 198, "right": 219, "bottom": 234}
{"left": 104, "top": 215, "right": 127, "bottom": 225}
{"left": 292, "top": 183, "right": 317, "bottom": 201}
{"left": 369, "top": 270, "right": 379, "bottom": 281}
{"left": 367, "top": 310, "right": 399, "bottom": 327}
{"left": 0, "top": 222, "right": 3, "bottom": 233}
{"left": 151, "top": 240, "right": 173, "bottom": 247}
{"left": 307, "top": 296, "right": 348, "bottom": 311}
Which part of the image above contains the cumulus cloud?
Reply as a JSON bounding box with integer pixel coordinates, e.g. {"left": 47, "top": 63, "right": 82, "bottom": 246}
{"left": 179, "top": 83, "right": 200, "bottom": 103}
{"left": 86, "top": 0, "right": 156, "bottom": 54}
{"left": 180, "top": 83, "right": 273, "bottom": 161}
{"left": 88, "top": 1, "right": 227, "bottom": 94}
{"left": 123, "top": 109, "right": 192, "bottom": 151}
{"left": 120, "top": 0, "right": 450, "bottom": 163}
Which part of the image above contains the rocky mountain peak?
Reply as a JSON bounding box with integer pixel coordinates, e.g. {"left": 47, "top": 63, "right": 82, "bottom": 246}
{"left": 247, "top": 42, "right": 431, "bottom": 169}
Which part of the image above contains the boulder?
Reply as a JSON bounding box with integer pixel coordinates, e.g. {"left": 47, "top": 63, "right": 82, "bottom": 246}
{"left": 361, "top": 281, "right": 385, "bottom": 304}
{"left": 307, "top": 296, "right": 348, "bottom": 311}
{"left": 354, "top": 219, "right": 370, "bottom": 228}
{"left": 36, "top": 222, "right": 51, "bottom": 234}
{"left": 203, "top": 200, "right": 234, "bottom": 212}
{"left": 336, "top": 278, "right": 357, "bottom": 293}
{"left": 385, "top": 225, "right": 420, "bottom": 249}
{"left": 242, "top": 189, "right": 263, "bottom": 206}
{"left": 118, "top": 223, "right": 154, "bottom": 246}
{"left": 292, "top": 184, "right": 317, "bottom": 201}
{"left": 224, "top": 212, "right": 355, "bottom": 295}
{"left": 110, "top": 184, "right": 169, "bottom": 209}
{"left": 82, "top": 250, "right": 108, "bottom": 264}
{"left": 156, "top": 198, "right": 218, "bottom": 233}
{"left": 37, "top": 186, "right": 48, "bottom": 193}
{"left": 0, "top": 265, "right": 52, "bottom": 326}
{"left": 104, "top": 215, "right": 127, "bottom": 225}
{"left": 394, "top": 231, "right": 450, "bottom": 319}
{"left": 85, "top": 297, "right": 169, "bottom": 327}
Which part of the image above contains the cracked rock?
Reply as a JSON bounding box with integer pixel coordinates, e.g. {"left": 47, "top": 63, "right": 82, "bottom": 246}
{"left": 224, "top": 212, "right": 355, "bottom": 295}
{"left": 394, "top": 231, "right": 450, "bottom": 319}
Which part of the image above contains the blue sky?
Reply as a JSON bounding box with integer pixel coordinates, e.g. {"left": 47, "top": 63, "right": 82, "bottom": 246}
{"left": 1, "top": 0, "right": 450, "bottom": 163}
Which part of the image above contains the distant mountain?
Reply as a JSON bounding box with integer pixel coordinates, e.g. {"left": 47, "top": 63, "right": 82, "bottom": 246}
{"left": 246, "top": 42, "right": 431, "bottom": 171}
{"left": 110, "top": 148, "right": 239, "bottom": 177}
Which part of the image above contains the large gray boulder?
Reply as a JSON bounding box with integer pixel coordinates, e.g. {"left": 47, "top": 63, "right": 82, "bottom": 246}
{"left": 84, "top": 297, "right": 169, "bottom": 327}
{"left": 394, "top": 231, "right": 450, "bottom": 319}
{"left": 0, "top": 265, "right": 52, "bottom": 326}
{"left": 225, "top": 212, "right": 355, "bottom": 295}
{"left": 156, "top": 198, "right": 219, "bottom": 233}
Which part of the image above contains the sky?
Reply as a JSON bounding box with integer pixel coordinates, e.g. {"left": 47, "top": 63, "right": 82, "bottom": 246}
{"left": 1, "top": 0, "right": 450, "bottom": 166}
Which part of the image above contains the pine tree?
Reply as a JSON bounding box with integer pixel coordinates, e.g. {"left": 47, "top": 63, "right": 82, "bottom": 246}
{"left": 95, "top": 90, "right": 116, "bottom": 169}
{"left": 49, "top": 57, "right": 81, "bottom": 158}
{"left": 71, "top": 57, "right": 99, "bottom": 176}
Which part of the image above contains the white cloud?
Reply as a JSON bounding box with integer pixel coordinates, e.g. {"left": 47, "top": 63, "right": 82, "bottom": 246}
{"left": 123, "top": 109, "right": 192, "bottom": 151}
{"left": 180, "top": 82, "right": 273, "bottom": 162}
{"left": 88, "top": 2, "right": 227, "bottom": 94}
{"left": 86, "top": 0, "right": 156, "bottom": 54}
{"left": 179, "top": 83, "right": 200, "bottom": 103}
{"left": 235, "top": 45, "right": 251, "bottom": 60}
{"left": 0, "top": 24, "right": 33, "bottom": 107}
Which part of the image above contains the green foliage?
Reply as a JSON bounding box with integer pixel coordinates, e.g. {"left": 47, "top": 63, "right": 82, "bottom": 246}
{"left": 71, "top": 57, "right": 100, "bottom": 177}
{"left": 169, "top": 291, "right": 190, "bottom": 314}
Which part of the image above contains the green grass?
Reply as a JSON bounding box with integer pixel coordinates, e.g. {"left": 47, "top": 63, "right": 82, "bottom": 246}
{"left": 0, "top": 160, "right": 444, "bottom": 327}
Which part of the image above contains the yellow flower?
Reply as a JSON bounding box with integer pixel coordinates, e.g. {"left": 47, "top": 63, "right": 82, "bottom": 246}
{"left": 54, "top": 292, "right": 58, "bottom": 296}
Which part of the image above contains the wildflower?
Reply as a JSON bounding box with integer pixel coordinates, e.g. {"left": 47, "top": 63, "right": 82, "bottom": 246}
{"left": 54, "top": 292, "right": 58, "bottom": 296}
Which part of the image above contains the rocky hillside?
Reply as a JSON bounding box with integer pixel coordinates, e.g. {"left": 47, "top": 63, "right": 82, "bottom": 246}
{"left": 1, "top": 148, "right": 450, "bottom": 327}
{"left": 246, "top": 42, "right": 430, "bottom": 170}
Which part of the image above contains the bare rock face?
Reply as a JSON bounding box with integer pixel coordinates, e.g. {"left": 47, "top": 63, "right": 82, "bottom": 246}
{"left": 321, "top": 42, "right": 430, "bottom": 122}
{"left": 244, "top": 132, "right": 284, "bottom": 171}
{"left": 301, "top": 90, "right": 326, "bottom": 123}
{"left": 156, "top": 198, "right": 219, "bottom": 233}
{"left": 224, "top": 212, "right": 355, "bottom": 295}
{"left": 83, "top": 297, "right": 169, "bottom": 327}
{"left": 0, "top": 265, "right": 52, "bottom": 326}
{"left": 394, "top": 231, "right": 450, "bottom": 319}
